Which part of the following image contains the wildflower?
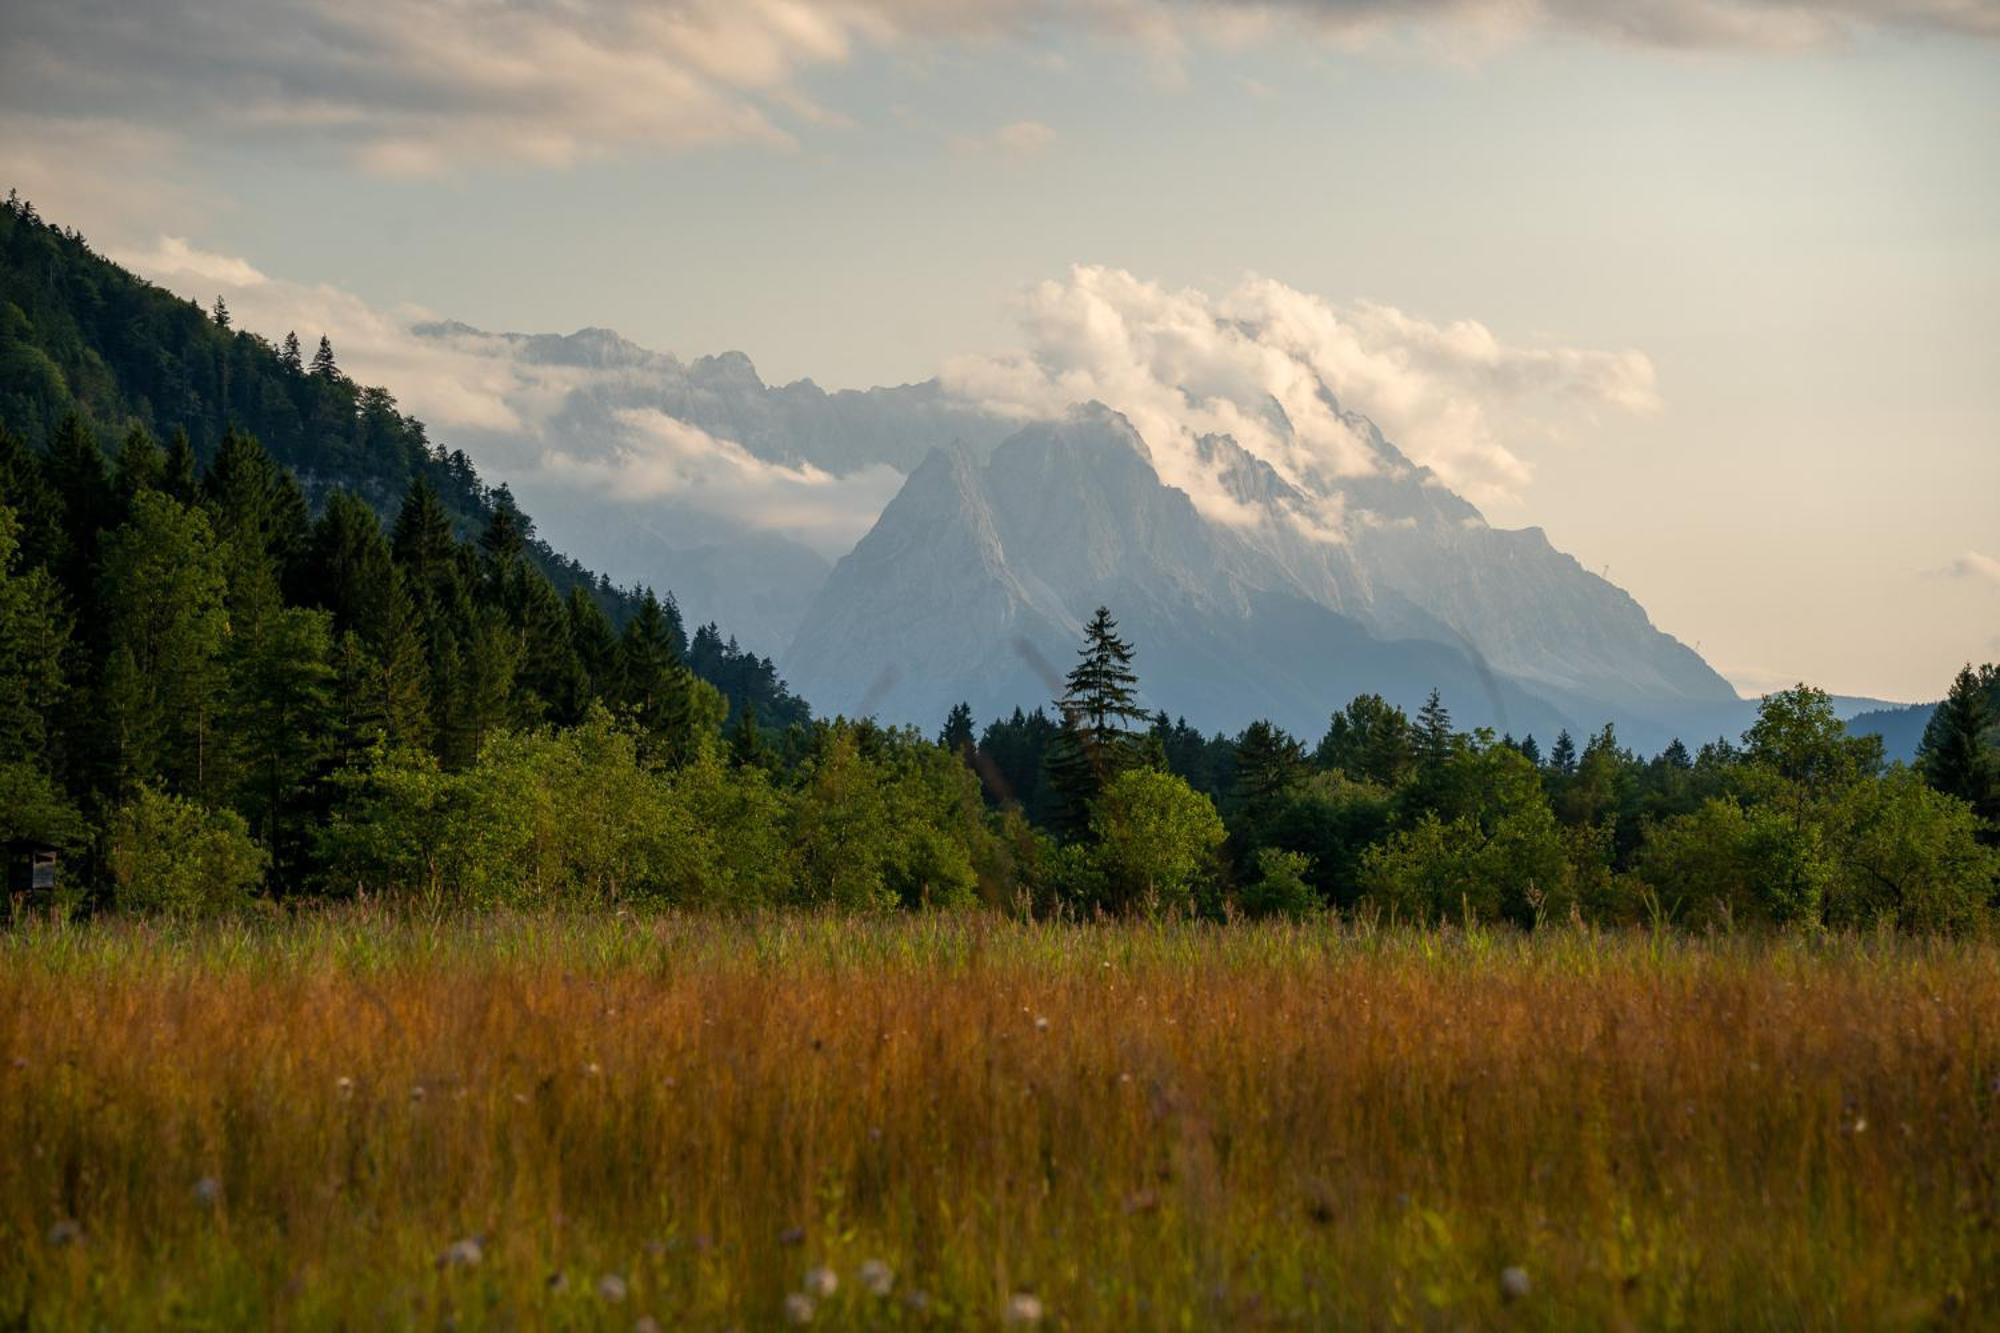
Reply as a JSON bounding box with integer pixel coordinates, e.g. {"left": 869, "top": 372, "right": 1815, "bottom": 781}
{"left": 335, "top": 1076, "right": 354, "bottom": 1097}
{"left": 597, "top": 1274, "right": 629, "bottom": 1304}
{"left": 857, "top": 1258, "right": 895, "bottom": 1297}
{"left": 1500, "top": 1266, "right": 1531, "bottom": 1301}
{"left": 442, "top": 1237, "right": 483, "bottom": 1270}
{"left": 410, "top": 1084, "right": 427, "bottom": 1103}
{"left": 1033, "top": 1015, "right": 1050, "bottom": 1031}
{"left": 46, "top": 1218, "right": 81, "bottom": 1247}
{"left": 634, "top": 1318, "right": 661, "bottom": 1333}
{"left": 192, "top": 1176, "right": 222, "bottom": 1208}
{"left": 1006, "top": 1292, "right": 1045, "bottom": 1325}
{"left": 585, "top": 1062, "right": 602, "bottom": 1077}
{"left": 783, "top": 1292, "right": 816, "bottom": 1325}
{"left": 803, "top": 1265, "right": 838, "bottom": 1298}
{"left": 778, "top": 1226, "right": 806, "bottom": 1247}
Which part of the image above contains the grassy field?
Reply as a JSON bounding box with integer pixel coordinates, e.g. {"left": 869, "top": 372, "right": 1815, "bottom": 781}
{"left": 1, "top": 912, "right": 1996, "bottom": 1330}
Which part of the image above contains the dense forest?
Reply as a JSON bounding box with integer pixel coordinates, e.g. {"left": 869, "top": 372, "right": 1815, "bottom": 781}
{"left": 2, "top": 190, "right": 1997, "bottom": 929}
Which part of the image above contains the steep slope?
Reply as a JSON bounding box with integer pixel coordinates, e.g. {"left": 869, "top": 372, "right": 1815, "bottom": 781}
{"left": 0, "top": 198, "right": 811, "bottom": 728}
{"left": 784, "top": 407, "right": 1573, "bottom": 742}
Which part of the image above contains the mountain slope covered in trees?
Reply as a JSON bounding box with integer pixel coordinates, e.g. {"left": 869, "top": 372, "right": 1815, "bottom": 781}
{"left": 0, "top": 193, "right": 808, "bottom": 732}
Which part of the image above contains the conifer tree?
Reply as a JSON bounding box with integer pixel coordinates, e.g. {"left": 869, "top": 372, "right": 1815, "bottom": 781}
{"left": 1232, "top": 719, "right": 1306, "bottom": 808}
{"left": 161, "top": 428, "right": 199, "bottom": 503}
{"left": 112, "top": 425, "right": 164, "bottom": 509}
{"left": 566, "top": 586, "right": 621, "bottom": 703}
{"left": 729, "top": 699, "right": 771, "bottom": 769}
{"left": 309, "top": 334, "right": 338, "bottom": 378}
{"left": 43, "top": 413, "right": 112, "bottom": 611}
{"left": 1519, "top": 733, "right": 1541, "bottom": 767}
{"left": 390, "top": 474, "right": 457, "bottom": 593}
{"left": 281, "top": 330, "right": 303, "bottom": 372}
{"left": 211, "top": 295, "right": 231, "bottom": 330}
{"left": 1415, "top": 689, "right": 1455, "bottom": 772}
{"left": 1047, "top": 607, "right": 1149, "bottom": 834}
{"left": 940, "top": 702, "right": 976, "bottom": 759}
{"left": 1548, "top": 729, "right": 1578, "bottom": 776}
{"left": 1918, "top": 664, "right": 1999, "bottom": 831}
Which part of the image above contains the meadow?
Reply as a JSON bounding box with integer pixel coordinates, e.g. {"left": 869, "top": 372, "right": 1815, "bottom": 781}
{"left": 2, "top": 911, "right": 1996, "bottom": 1330}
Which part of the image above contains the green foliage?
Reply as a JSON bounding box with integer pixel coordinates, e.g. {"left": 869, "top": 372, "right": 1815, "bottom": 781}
{"left": 1823, "top": 767, "right": 1996, "bottom": 933}
{"left": 1239, "top": 847, "right": 1320, "bottom": 920}
{"left": 1084, "top": 767, "right": 1227, "bottom": 917}
{"left": 106, "top": 785, "right": 267, "bottom": 916}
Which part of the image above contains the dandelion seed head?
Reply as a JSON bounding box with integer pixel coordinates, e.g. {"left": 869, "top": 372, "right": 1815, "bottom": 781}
{"left": 1500, "top": 1266, "right": 1531, "bottom": 1301}
{"left": 803, "top": 1265, "right": 838, "bottom": 1298}
{"left": 596, "top": 1273, "right": 628, "bottom": 1303}
{"left": 443, "top": 1237, "right": 483, "bottom": 1269}
{"left": 857, "top": 1258, "right": 894, "bottom": 1296}
{"left": 783, "top": 1292, "right": 816, "bottom": 1324}
{"left": 1006, "top": 1292, "right": 1045, "bottom": 1325}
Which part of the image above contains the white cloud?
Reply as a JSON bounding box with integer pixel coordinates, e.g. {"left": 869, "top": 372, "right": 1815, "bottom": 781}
{"left": 1940, "top": 550, "right": 2000, "bottom": 587}
{"left": 942, "top": 265, "right": 1658, "bottom": 525}
{"left": 544, "top": 410, "right": 906, "bottom": 553}
{"left": 112, "top": 233, "right": 903, "bottom": 555}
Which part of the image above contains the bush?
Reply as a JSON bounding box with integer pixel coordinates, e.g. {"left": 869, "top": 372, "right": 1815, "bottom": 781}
{"left": 1087, "top": 767, "right": 1226, "bottom": 917}
{"left": 107, "top": 785, "right": 267, "bottom": 916}
{"left": 1238, "top": 847, "right": 1320, "bottom": 919}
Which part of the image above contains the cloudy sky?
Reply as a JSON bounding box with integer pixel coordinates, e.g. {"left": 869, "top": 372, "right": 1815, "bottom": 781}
{"left": 3, "top": 0, "right": 1996, "bottom": 701}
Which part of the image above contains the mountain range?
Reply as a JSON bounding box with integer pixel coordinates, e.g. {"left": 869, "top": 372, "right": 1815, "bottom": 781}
{"left": 409, "top": 323, "right": 1772, "bottom": 751}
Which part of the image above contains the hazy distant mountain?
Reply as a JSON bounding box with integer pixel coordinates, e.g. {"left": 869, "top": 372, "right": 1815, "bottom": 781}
{"left": 411, "top": 323, "right": 1758, "bottom": 750}
{"left": 780, "top": 405, "right": 1737, "bottom": 749}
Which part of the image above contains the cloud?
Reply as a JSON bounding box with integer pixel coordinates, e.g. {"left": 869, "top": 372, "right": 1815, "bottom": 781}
{"left": 5, "top": 2, "right": 1992, "bottom": 189}
{"left": 112, "top": 233, "right": 903, "bottom": 556}
{"left": 950, "top": 119, "right": 1058, "bottom": 158}
{"left": 544, "top": 410, "right": 906, "bottom": 553}
{"left": 1939, "top": 550, "right": 2000, "bottom": 587}
{"left": 942, "top": 265, "right": 1658, "bottom": 524}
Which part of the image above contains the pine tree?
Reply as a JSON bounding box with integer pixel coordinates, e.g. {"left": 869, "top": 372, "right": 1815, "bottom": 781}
{"left": 1918, "top": 664, "right": 1999, "bottom": 830}
{"left": 161, "top": 428, "right": 199, "bottom": 503}
{"left": 1548, "top": 729, "right": 1578, "bottom": 776}
{"left": 940, "top": 702, "right": 976, "bottom": 759}
{"left": 1518, "top": 734, "right": 1542, "bottom": 767}
{"left": 112, "top": 425, "right": 164, "bottom": 509}
{"left": 309, "top": 334, "right": 338, "bottom": 379}
{"left": 728, "top": 699, "right": 772, "bottom": 769}
{"left": 1046, "top": 607, "right": 1150, "bottom": 834}
{"left": 390, "top": 474, "right": 457, "bottom": 592}
{"left": 211, "top": 295, "right": 231, "bottom": 330}
{"left": 566, "top": 586, "right": 621, "bottom": 703}
{"left": 479, "top": 486, "right": 529, "bottom": 564}
{"left": 1660, "top": 738, "right": 1693, "bottom": 771}
{"left": 43, "top": 414, "right": 113, "bottom": 613}
{"left": 281, "top": 331, "right": 303, "bottom": 372}
{"left": 1415, "top": 688, "right": 1455, "bottom": 772}
{"left": 1233, "top": 720, "right": 1306, "bottom": 807}
{"left": 618, "top": 590, "right": 699, "bottom": 766}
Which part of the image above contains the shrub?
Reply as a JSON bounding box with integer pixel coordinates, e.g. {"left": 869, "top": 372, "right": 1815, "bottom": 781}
{"left": 1238, "top": 847, "right": 1319, "bottom": 919}
{"left": 1087, "top": 767, "right": 1226, "bottom": 917}
{"left": 107, "top": 785, "right": 267, "bottom": 916}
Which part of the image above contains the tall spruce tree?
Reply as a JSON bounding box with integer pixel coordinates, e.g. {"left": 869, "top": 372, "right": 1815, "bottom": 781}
{"left": 309, "top": 334, "right": 338, "bottom": 379}
{"left": 1046, "top": 606, "right": 1150, "bottom": 834}
{"left": 1918, "top": 664, "right": 2000, "bottom": 832}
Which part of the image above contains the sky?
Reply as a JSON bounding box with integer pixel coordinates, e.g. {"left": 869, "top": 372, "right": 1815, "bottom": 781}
{"left": 2, "top": 0, "right": 1997, "bottom": 702}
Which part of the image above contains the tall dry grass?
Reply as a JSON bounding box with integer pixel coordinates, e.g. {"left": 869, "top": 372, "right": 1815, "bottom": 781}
{"left": 1, "top": 911, "right": 1995, "bottom": 1329}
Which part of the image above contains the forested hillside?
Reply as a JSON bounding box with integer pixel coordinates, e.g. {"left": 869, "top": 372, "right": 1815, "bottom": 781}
{"left": 0, "top": 192, "right": 807, "bottom": 732}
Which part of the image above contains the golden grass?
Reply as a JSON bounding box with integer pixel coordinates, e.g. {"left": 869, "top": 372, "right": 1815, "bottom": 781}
{"left": 2, "top": 911, "right": 1996, "bottom": 1329}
